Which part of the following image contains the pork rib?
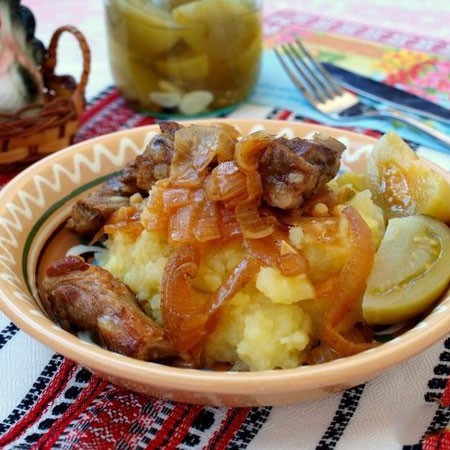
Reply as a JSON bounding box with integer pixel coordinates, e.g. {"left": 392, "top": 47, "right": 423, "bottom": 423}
{"left": 41, "top": 255, "right": 174, "bottom": 361}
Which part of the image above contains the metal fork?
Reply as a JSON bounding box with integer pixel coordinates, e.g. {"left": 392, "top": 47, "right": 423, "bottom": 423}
{"left": 275, "top": 38, "right": 450, "bottom": 148}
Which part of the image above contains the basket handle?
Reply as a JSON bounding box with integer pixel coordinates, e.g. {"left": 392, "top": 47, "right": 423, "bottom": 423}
{"left": 43, "top": 25, "right": 91, "bottom": 112}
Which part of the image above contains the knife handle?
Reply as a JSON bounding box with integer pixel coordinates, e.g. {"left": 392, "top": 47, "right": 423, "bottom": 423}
{"left": 374, "top": 109, "right": 450, "bottom": 149}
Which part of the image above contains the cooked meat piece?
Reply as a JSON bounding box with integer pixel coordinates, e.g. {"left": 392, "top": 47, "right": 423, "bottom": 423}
{"left": 66, "top": 176, "right": 135, "bottom": 236}
{"left": 258, "top": 135, "right": 345, "bottom": 209}
{"left": 117, "top": 161, "right": 142, "bottom": 193}
{"left": 159, "top": 121, "right": 183, "bottom": 136}
{"left": 135, "top": 121, "right": 182, "bottom": 191}
{"left": 292, "top": 133, "right": 345, "bottom": 185}
{"left": 258, "top": 139, "right": 317, "bottom": 210}
{"left": 41, "top": 255, "right": 174, "bottom": 361}
{"left": 66, "top": 122, "right": 182, "bottom": 236}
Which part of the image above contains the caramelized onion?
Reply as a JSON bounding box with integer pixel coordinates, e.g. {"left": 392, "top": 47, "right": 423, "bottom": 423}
{"left": 204, "top": 162, "right": 247, "bottom": 202}
{"left": 170, "top": 125, "right": 237, "bottom": 187}
{"left": 194, "top": 197, "right": 221, "bottom": 242}
{"left": 211, "top": 122, "right": 242, "bottom": 143}
{"left": 243, "top": 169, "right": 263, "bottom": 202}
{"left": 107, "top": 205, "right": 139, "bottom": 223}
{"left": 206, "top": 257, "right": 261, "bottom": 333}
{"left": 305, "top": 342, "right": 341, "bottom": 365}
{"left": 142, "top": 127, "right": 274, "bottom": 244}
{"left": 162, "top": 248, "right": 261, "bottom": 360}
{"left": 162, "top": 188, "right": 191, "bottom": 211}
{"left": 244, "top": 230, "right": 309, "bottom": 276}
{"left": 219, "top": 206, "right": 242, "bottom": 239}
{"left": 161, "top": 245, "right": 208, "bottom": 354}
{"left": 235, "top": 131, "right": 272, "bottom": 170}
{"left": 142, "top": 181, "right": 169, "bottom": 232}
{"left": 316, "top": 206, "right": 377, "bottom": 358}
{"left": 103, "top": 222, "right": 143, "bottom": 241}
{"left": 235, "top": 202, "right": 274, "bottom": 239}
{"left": 278, "top": 247, "right": 310, "bottom": 277}
{"left": 102, "top": 206, "right": 143, "bottom": 241}
{"left": 168, "top": 203, "right": 199, "bottom": 245}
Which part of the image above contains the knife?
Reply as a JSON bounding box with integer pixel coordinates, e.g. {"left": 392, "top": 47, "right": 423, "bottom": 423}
{"left": 322, "top": 62, "right": 450, "bottom": 126}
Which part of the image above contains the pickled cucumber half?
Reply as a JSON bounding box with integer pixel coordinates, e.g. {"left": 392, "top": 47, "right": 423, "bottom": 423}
{"left": 363, "top": 215, "right": 450, "bottom": 325}
{"left": 365, "top": 132, "right": 450, "bottom": 221}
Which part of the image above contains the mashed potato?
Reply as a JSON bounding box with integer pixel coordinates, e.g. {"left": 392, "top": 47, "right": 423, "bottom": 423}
{"left": 97, "top": 229, "right": 172, "bottom": 321}
{"left": 347, "top": 190, "right": 385, "bottom": 249}
{"left": 329, "top": 174, "right": 386, "bottom": 248}
{"left": 205, "top": 287, "right": 312, "bottom": 371}
{"left": 99, "top": 231, "right": 315, "bottom": 371}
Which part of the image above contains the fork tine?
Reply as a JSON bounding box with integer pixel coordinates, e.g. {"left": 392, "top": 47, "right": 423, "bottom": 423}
{"left": 283, "top": 43, "right": 330, "bottom": 104}
{"left": 276, "top": 39, "right": 360, "bottom": 116}
{"left": 274, "top": 47, "right": 320, "bottom": 107}
{"left": 289, "top": 42, "right": 335, "bottom": 101}
{"left": 293, "top": 38, "right": 343, "bottom": 98}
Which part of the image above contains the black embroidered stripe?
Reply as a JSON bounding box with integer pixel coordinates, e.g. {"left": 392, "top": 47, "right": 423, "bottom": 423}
{"left": 226, "top": 407, "right": 272, "bottom": 449}
{"left": 316, "top": 384, "right": 366, "bottom": 450}
{"left": 177, "top": 407, "right": 219, "bottom": 449}
{"left": 402, "top": 338, "right": 450, "bottom": 449}
{"left": 16, "top": 367, "right": 95, "bottom": 447}
{"left": 0, "top": 322, "right": 19, "bottom": 350}
{"left": 154, "top": 403, "right": 194, "bottom": 449}
{"left": 0, "top": 354, "right": 65, "bottom": 435}
{"left": 292, "top": 113, "right": 321, "bottom": 124}
{"left": 402, "top": 337, "right": 450, "bottom": 449}
{"left": 51, "top": 384, "right": 122, "bottom": 450}
{"left": 266, "top": 107, "right": 293, "bottom": 120}
{"left": 131, "top": 403, "right": 175, "bottom": 450}
{"left": 266, "top": 107, "right": 283, "bottom": 119}
{"left": 424, "top": 408, "right": 450, "bottom": 438}
{"left": 424, "top": 338, "right": 450, "bottom": 407}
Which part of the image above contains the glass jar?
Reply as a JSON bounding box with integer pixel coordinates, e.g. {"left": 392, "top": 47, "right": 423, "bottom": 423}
{"left": 104, "top": 0, "right": 263, "bottom": 117}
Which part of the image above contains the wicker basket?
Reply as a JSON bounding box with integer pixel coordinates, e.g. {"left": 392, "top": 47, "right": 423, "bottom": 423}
{"left": 0, "top": 26, "right": 91, "bottom": 165}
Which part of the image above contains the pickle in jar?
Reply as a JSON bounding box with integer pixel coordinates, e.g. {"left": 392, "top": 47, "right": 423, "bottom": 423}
{"left": 105, "top": 0, "right": 263, "bottom": 115}
{"left": 106, "top": 0, "right": 179, "bottom": 57}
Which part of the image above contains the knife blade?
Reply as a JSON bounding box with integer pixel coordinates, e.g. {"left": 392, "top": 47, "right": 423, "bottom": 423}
{"left": 322, "top": 62, "right": 450, "bottom": 126}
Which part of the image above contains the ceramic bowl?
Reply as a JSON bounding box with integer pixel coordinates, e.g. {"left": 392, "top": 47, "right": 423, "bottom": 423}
{"left": 0, "top": 119, "right": 449, "bottom": 407}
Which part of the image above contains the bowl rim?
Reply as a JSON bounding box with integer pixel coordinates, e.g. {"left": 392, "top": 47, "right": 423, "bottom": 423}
{"left": 1, "top": 119, "right": 449, "bottom": 401}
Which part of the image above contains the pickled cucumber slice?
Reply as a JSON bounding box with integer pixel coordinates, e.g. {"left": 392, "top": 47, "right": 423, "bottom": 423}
{"left": 155, "top": 51, "right": 208, "bottom": 84}
{"left": 363, "top": 215, "right": 450, "bottom": 325}
{"left": 366, "top": 132, "right": 450, "bottom": 221}
{"left": 107, "top": 39, "right": 160, "bottom": 101}
{"left": 172, "top": 0, "right": 252, "bottom": 23}
{"left": 111, "top": 0, "right": 189, "bottom": 57}
{"left": 172, "top": 0, "right": 259, "bottom": 53}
